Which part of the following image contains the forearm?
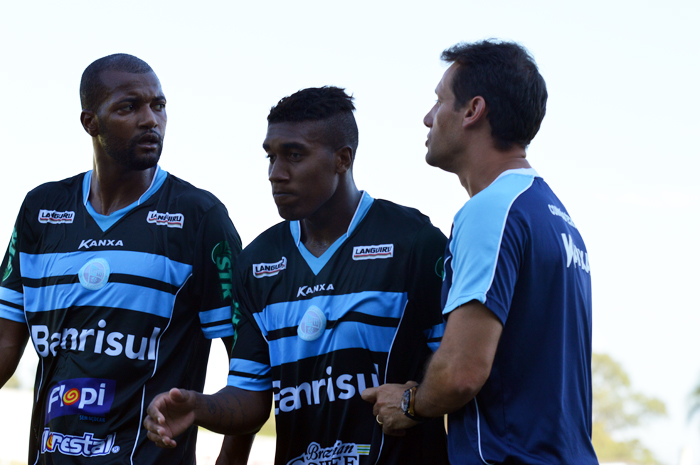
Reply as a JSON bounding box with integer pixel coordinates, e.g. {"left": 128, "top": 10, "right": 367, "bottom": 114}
{"left": 194, "top": 386, "right": 270, "bottom": 436}
{"left": 414, "top": 351, "right": 481, "bottom": 418}
{"left": 216, "top": 434, "right": 257, "bottom": 465}
{"left": 0, "top": 320, "right": 29, "bottom": 388}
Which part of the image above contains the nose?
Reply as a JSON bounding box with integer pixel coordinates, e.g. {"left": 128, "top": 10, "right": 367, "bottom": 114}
{"left": 268, "top": 158, "right": 289, "bottom": 183}
{"left": 423, "top": 106, "right": 435, "bottom": 128}
{"left": 139, "top": 107, "right": 159, "bottom": 129}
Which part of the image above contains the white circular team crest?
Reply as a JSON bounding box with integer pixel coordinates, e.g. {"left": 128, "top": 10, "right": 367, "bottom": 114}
{"left": 297, "top": 306, "right": 327, "bottom": 342}
{"left": 78, "top": 258, "right": 111, "bottom": 290}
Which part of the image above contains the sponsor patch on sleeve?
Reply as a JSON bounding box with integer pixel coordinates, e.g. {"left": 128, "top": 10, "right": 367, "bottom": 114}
{"left": 38, "top": 210, "right": 75, "bottom": 224}
{"left": 147, "top": 211, "right": 184, "bottom": 228}
{"left": 352, "top": 244, "right": 394, "bottom": 261}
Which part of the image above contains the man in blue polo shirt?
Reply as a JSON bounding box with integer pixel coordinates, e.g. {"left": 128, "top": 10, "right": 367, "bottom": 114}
{"left": 363, "top": 40, "right": 599, "bottom": 464}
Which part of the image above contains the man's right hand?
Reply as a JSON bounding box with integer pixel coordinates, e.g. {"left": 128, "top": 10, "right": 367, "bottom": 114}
{"left": 144, "top": 387, "right": 198, "bottom": 448}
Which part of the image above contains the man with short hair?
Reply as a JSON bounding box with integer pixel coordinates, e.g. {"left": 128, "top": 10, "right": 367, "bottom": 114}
{"left": 363, "top": 40, "right": 599, "bottom": 464}
{"left": 0, "top": 54, "right": 242, "bottom": 464}
{"left": 144, "top": 86, "right": 450, "bottom": 465}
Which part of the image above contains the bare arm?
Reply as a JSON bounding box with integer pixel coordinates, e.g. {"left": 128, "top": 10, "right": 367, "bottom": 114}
{"left": 362, "top": 300, "right": 502, "bottom": 434}
{"left": 0, "top": 318, "right": 29, "bottom": 388}
{"left": 216, "top": 337, "right": 260, "bottom": 465}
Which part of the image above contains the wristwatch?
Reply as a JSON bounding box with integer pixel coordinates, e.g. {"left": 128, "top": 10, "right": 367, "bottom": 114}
{"left": 400, "top": 385, "right": 424, "bottom": 421}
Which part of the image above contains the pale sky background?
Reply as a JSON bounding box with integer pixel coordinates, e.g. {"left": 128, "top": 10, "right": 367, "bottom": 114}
{"left": 1, "top": 1, "right": 699, "bottom": 464}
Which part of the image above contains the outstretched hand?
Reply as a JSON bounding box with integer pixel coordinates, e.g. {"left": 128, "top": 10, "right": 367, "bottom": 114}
{"left": 143, "top": 388, "right": 198, "bottom": 448}
{"left": 361, "top": 381, "right": 419, "bottom": 436}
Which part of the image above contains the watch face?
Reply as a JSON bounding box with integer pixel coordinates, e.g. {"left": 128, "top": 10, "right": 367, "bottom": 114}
{"left": 401, "top": 390, "right": 410, "bottom": 412}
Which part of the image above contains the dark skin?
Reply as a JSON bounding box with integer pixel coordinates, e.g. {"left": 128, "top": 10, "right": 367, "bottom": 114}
{"left": 144, "top": 119, "right": 363, "bottom": 448}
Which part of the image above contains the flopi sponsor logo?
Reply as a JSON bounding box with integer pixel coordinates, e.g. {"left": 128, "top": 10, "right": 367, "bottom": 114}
{"left": 79, "top": 239, "right": 124, "bottom": 250}
{"left": 42, "top": 428, "right": 119, "bottom": 457}
{"left": 31, "top": 319, "right": 161, "bottom": 360}
{"left": 39, "top": 210, "right": 75, "bottom": 224}
{"left": 45, "top": 378, "right": 116, "bottom": 423}
{"left": 561, "top": 234, "right": 590, "bottom": 273}
{"left": 253, "top": 257, "right": 287, "bottom": 278}
{"left": 287, "top": 440, "right": 370, "bottom": 465}
{"left": 297, "top": 283, "right": 334, "bottom": 297}
{"left": 147, "top": 210, "right": 184, "bottom": 228}
{"left": 352, "top": 244, "right": 393, "bottom": 261}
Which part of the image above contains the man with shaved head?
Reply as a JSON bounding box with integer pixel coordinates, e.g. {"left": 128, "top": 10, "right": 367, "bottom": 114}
{"left": 0, "top": 54, "right": 242, "bottom": 464}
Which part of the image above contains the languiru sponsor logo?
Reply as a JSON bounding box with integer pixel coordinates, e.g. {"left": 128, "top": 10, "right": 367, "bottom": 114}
{"left": 38, "top": 210, "right": 75, "bottom": 224}
{"left": 287, "top": 440, "right": 370, "bottom": 465}
{"left": 31, "top": 319, "right": 161, "bottom": 360}
{"left": 253, "top": 257, "right": 287, "bottom": 278}
{"left": 147, "top": 210, "right": 184, "bottom": 228}
{"left": 42, "top": 428, "right": 119, "bottom": 457}
{"left": 45, "top": 378, "right": 116, "bottom": 423}
{"left": 352, "top": 244, "right": 394, "bottom": 261}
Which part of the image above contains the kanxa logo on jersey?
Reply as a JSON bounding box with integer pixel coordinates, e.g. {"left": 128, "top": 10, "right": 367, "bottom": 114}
{"left": 45, "top": 378, "right": 116, "bottom": 423}
{"left": 287, "top": 441, "right": 370, "bottom": 465}
{"left": 79, "top": 239, "right": 124, "bottom": 250}
{"left": 273, "top": 365, "right": 380, "bottom": 415}
{"left": 31, "top": 319, "right": 161, "bottom": 361}
{"left": 297, "top": 283, "right": 334, "bottom": 298}
{"left": 147, "top": 210, "right": 184, "bottom": 228}
{"left": 38, "top": 210, "right": 75, "bottom": 224}
{"left": 42, "top": 428, "right": 119, "bottom": 458}
{"left": 253, "top": 257, "right": 287, "bottom": 278}
{"left": 352, "top": 244, "right": 394, "bottom": 261}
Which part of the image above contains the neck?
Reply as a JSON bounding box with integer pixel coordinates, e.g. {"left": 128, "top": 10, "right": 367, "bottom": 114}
{"left": 456, "top": 140, "right": 530, "bottom": 197}
{"left": 300, "top": 179, "right": 362, "bottom": 258}
{"left": 89, "top": 151, "right": 156, "bottom": 216}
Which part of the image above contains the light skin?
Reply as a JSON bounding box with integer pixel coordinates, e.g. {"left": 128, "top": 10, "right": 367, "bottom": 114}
{"left": 361, "top": 62, "right": 529, "bottom": 435}
{"left": 143, "top": 118, "right": 363, "bottom": 446}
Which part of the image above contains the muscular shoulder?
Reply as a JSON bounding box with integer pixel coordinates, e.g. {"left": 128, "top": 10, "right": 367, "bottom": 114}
{"left": 237, "top": 221, "right": 288, "bottom": 267}
{"left": 24, "top": 173, "right": 85, "bottom": 206}
{"left": 368, "top": 198, "right": 435, "bottom": 233}
{"left": 160, "top": 173, "right": 226, "bottom": 213}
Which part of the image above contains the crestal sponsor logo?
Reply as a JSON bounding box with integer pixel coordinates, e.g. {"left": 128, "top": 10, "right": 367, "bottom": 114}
{"left": 31, "top": 319, "right": 161, "bottom": 360}
{"left": 287, "top": 441, "right": 370, "bottom": 465}
{"left": 42, "top": 428, "right": 119, "bottom": 457}
{"left": 45, "top": 378, "right": 116, "bottom": 424}
{"left": 549, "top": 204, "right": 577, "bottom": 229}
{"left": 38, "top": 210, "right": 75, "bottom": 224}
{"left": 147, "top": 210, "right": 184, "bottom": 228}
{"left": 561, "top": 234, "right": 590, "bottom": 274}
{"left": 79, "top": 239, "right": 124, "bottom": 250}
{"left": 297, "top": 283, "right": 334, "bottom": 297}
{"left": 352, "top": 244, "right": 394, "bottom": 261}
{"left": 253, "top": 257, "right": 287, "bottom": 278}
{"left": 273, "top": 365, "right": 380, "bottom": 415}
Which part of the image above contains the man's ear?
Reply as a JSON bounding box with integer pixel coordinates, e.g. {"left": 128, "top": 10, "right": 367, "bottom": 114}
{"left": 80, "top": 110, "right": 99, "bottom": 137}
{"left": 462, "top": 96, "right": 487, "bottom": 129}
{"left": 335, "top": 146, "right": 354, "bottom": 174}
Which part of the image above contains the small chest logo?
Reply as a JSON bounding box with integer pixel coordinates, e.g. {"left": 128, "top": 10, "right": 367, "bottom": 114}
{"left": 352, "top": 244, "right": 394, "bottom": 261}
{"left": 253, "top": 257, "right": 287, "bottom": 278}
{"left": 39, "top": 210, "right": 75, "bottom": 224}
{"left": 79, "top": 239, "right": 123, "bottom": 250}
{"left": 147, "top": 211, "right": 184, "bottom": 228}
{"left": 297, "top": 306, "right": 327, "bottom": 342}
{"left": 78, "top": 258, "right": 111, "bottom": 290}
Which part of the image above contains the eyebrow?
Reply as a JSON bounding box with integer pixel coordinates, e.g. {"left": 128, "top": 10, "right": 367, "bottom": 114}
{"left": 262, "top": 142, "right": 307, "bottom": 151}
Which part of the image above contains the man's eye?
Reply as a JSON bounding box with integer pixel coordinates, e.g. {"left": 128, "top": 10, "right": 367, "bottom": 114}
{"left": 266, "top": 153, "right": 276, "bottom": 162}
{"left": 154, "top": 103, "right": 166, "bottom": 110}
{"left": 121, "top": 104, "right": 134, "bottom": 111}
{"left": 290, "top": 152, "right": 302, "bottom": 160}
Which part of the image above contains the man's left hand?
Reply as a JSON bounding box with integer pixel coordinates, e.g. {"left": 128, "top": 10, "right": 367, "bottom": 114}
{"left": 361, "top": 381, "right": 419, "bottom": 436}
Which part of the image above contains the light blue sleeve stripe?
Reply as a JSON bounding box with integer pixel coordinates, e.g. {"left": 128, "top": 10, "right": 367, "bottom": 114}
{"left": 24, "top": 283, "right": 176, "bottom": 318}
{"left": 19, "top": 250, "right": 192, "bottom": 286}
{"left": 227, "top": 374, "right": 272, "bottom": 391}
{"left": 259, "top": 291, "right": 407, "bottom": 333}
{"left": 203, "top": 324, "right": 234, "bottom": 339}
{"left": 0, "top": 305, "right": 24, "bottom": 323}
{"left": 443, "top": 172, "right": 534, "bottom": 315}
{"left": 229, "top": 358, "right": 271, "bottom": 377}
{"left": 0, "top": 287, "right": 23, "bottom": 306}
{"left": 427, "top": 342, "right": 441, "bottom": 353}
{"left": 269, "top": 323, "right": 398, "bottom": 366}
{"left": 199, "top": 306, "right": 232, "bottom": 324}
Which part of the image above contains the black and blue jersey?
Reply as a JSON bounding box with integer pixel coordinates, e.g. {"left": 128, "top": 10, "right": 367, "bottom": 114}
{"left": 0, "top": 167, "right": 241, "bottom": 464}
{"left": 228, "top": 193, "right": 449, "bottom": 465}
{"left": 442, "top": 168, "right": 598, "bottom": 464}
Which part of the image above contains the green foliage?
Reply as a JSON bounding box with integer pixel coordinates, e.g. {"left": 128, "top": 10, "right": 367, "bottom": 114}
{"left": 592, "top": 353, "right": 666, "bottom": 465}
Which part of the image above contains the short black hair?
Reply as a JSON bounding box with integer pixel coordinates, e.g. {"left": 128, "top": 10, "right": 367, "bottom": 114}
{"left": 80, "top": 54, "right": 154, "bottom": 111}
{"left": 442, "top": 40, "right": 547, "bottom": 150}
{"left": 267, "top": 86, "right": 359, "bottom": 155}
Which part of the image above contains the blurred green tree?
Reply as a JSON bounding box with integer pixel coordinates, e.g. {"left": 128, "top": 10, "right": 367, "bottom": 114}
{"left": 592, "top": 353, "right": 666, "bottom": 465}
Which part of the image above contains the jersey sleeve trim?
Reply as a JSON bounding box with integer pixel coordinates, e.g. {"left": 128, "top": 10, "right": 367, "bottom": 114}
{"left": 423, "top": 322, "right": 445, "bottom": 353}
{"left": 443, "top": 172, "right": 535, "bottom": 323}
{"left": 227, "top": 358, "right": 272, "bottom": 391}
{"left": 0, "top": 287, "right": 24, "bottom": 322}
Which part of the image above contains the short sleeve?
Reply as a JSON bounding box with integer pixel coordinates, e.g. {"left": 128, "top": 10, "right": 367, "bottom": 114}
{"left": 0, "top": 205, "right": 26, "bottom": 323}
{"left": 191, "top": 203, "right": 242, "bottom": 339}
